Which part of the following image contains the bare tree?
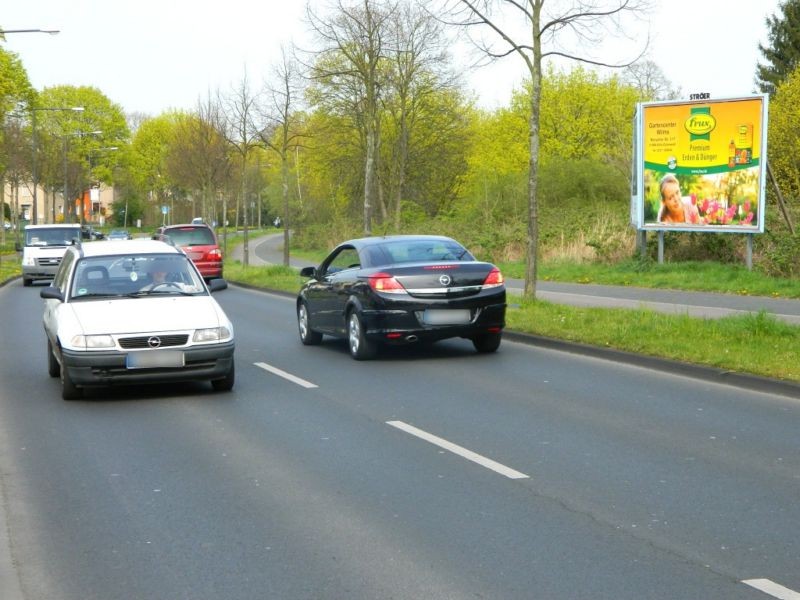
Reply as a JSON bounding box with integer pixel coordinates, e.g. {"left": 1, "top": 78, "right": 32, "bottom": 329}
{"left": 623, "top": 59, "right": 679, "bottom": 101}
{"left": 220, "top": 73, "right": 262, "bottom": 266}
{"left": 381, "top": 1, "right": 454, "bottom": 227}
{"left": 307, "top": 0, "right": 398, "bottom": 235}
{"left": 445, "top": 0, "right": 647, "bottom": 298}
{"left": 257, "top": 45, "right": 307, "bottom": 266}
{"left": 167, "top": 94, "right": 232, "bottom": 226}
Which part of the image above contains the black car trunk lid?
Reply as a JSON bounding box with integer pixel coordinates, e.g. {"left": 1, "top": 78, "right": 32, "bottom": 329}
{"left": 388, "top": 263, "right": 494, "bottom": 298}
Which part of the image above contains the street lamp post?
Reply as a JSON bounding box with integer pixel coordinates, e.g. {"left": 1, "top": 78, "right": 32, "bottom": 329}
{"left": 61, "top": 130, "right": 102, "bottom": 223}
{"left": 0, "top": 29, "right": 60, "bottom": 35}
{"left": 31, "top": 105, "right": 84, "bottom": 224}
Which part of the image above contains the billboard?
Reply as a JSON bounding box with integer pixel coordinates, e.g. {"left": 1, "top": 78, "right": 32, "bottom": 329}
{"left": 631, "top": 95, "right": 768, "bottom": 233}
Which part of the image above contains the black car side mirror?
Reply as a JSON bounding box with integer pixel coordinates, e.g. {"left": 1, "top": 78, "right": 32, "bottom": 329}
{"left": 300, "top": 266, "right": 316, "bottom": 278}
{"left": 40, "top": 286, "right": 64, "bottom": 302}
{"left": 207, "top": 278, "right": 228, "bottom": 293}
{"left": 15, "top": 241, "right": 21, "bottom": 252}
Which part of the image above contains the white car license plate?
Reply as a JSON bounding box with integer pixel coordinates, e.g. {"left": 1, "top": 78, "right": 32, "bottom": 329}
{"left": 423, "top": 309, "right": 471, "bottom": 325}
{"left": 126, "top": 350, "right": 185, "bottom": 369}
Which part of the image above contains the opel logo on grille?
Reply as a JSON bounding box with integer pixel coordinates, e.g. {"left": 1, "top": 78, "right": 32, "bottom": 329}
{"left": 439, "top": 274, "right": 451, "bottom": 286}
{"left": 147, "top": 336, "right": 162, "bottom": 348}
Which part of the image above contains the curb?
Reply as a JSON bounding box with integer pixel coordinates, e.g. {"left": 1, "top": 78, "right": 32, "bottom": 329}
{"left": 502, "top": 331, "right": 800, "bottom": 399}
{"left": 228, "top": 282, "right": 800, "bottom": 400}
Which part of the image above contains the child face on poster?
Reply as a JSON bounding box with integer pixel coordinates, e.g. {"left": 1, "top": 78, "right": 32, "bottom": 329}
{"left": 659, "top": 174, "right": 685, "bottom": 223}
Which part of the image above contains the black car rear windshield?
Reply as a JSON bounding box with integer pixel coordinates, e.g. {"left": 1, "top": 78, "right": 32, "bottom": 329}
{"left": 163, "top": 227, "right": 215, "bottom": 246}
{"left": 371, "top": 239, "right": 473, "bottom": 266}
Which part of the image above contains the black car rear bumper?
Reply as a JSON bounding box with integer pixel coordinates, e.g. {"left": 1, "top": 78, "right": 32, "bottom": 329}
{"left": 360, "top": 300, "right": 506, "bottom": 343}
{"left": 61, "top": 341, "right": 235, "bottom": 387}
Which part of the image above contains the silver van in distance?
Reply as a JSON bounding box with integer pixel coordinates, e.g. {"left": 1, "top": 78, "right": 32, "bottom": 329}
{"left": 18, "top": 224, "right": 82, "bottom": 286}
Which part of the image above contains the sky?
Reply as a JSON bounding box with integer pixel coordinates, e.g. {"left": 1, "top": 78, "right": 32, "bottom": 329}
{"left": 1, "top": 1, "right": 783, "bottom": 116}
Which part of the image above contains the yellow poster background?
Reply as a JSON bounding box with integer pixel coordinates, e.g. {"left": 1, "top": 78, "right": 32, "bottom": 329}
{"left": 643, "top": 98, "right": 763, "bottom": 174}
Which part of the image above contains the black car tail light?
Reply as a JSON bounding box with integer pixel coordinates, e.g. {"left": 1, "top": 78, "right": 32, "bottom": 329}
{"left": 368, "top": 272, "right": 406, "bottom": 294}
{"left": 483, "top": 267, "right": 504, "bottom": 288}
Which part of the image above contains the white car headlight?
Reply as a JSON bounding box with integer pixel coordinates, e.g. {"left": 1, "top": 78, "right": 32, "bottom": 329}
{"left": 193, "top": 327, "right": 232, "bottom": 343}
{"left": 22, "top": 256, "right": 35, "bottom": 266}
{"left": 70, "top": 334, "right": 115, "bottom": 349}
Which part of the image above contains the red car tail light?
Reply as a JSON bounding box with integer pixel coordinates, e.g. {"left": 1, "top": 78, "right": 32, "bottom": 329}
{"left": 483, "top": 267, "right": 504, "bottom": 288}
{"left": 368, "top": 272, "right": 406, "bottom": 294}
{"left": 206, "top": 248, "right": 223, "bottom": 261}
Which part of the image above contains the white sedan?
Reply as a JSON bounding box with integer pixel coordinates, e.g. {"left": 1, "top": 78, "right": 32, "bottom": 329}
{"left": 40, "top": 239, "right": 235, "bottom": 400}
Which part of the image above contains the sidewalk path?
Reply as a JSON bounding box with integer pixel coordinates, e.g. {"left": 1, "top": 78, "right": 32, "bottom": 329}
{"left": 231, "top": 233, "right": 800, "bottom": 325}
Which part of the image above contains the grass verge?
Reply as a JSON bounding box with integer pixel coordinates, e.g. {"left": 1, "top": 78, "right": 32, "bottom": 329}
{"left": 499, "top": 259, "right": 800, "bottom": 298}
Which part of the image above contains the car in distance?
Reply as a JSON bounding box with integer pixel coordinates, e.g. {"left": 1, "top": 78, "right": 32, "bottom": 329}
{"left": 81, "top": 225, "right": 105, "bottom": 240}
{"left": 17, "top": 223, "right": 82, "bottom": 286}
{"left": 107, "top": 229, "right": 132, "bottom": 240}
{"left": 152, "top": 223, "right": 222, "bottom": 281}
{"left": 40, "top": 239, "right": 235, "bottom": 400}
{"left": 296, "top": 235, "right": 506, "bottom": 360}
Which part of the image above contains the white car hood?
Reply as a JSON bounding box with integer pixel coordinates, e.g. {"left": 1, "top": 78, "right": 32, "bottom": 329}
{"left": 66, "top": 296, "right": 227, "bottom": 335}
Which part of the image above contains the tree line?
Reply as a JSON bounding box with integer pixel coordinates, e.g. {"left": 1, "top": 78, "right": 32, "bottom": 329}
{"left": 2, "top": 0, "right": 800, "bottom": 288}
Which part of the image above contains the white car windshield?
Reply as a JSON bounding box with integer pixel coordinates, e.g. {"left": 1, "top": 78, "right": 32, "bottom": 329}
{"left": 25, "top": 227, "right": 79, "bottom": 247}
{"left": 70, "top": 254, "right": 206, "bottom": 299}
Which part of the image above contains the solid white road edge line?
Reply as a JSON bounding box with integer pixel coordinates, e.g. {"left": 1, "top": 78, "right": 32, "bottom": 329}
{"left": 743, "top": 579, "right": 800, "bottom": 600}
{"left": 254, "top": 362, "right": 318, "bottom": 389}
{"left": 386, "top": 420, "right": 529, "bottom": 480}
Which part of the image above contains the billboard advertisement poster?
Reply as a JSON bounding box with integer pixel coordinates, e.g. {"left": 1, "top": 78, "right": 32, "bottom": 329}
{"left": 634, "top": 95, "right": 768, "bottom": 233}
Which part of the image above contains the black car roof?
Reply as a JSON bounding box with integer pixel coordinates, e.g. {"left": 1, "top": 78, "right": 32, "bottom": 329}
{"left": 341, "top": 235, "right": 456, "bottom": 250}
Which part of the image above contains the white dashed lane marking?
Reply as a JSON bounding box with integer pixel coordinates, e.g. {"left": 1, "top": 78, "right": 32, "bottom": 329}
{"left": 254, "top": 362, "right": 318, "bottom": 389}
{"left": 386, "top": 420, "right": 529, "bottom": 480}
{"left": 743, "top": 579, "right": 800, "bottom": 600}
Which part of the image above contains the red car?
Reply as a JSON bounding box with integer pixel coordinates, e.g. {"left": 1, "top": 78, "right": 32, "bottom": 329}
{"left": 153, "top": 224, "right": 223, "bottom": 280}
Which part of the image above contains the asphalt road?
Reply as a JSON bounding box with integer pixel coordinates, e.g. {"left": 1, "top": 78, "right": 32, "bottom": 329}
{"left": 0, "top": 280, "right": 798, "bottom": 599}
{"left": 239, "top": 232, "right": 800, "bottom": 324}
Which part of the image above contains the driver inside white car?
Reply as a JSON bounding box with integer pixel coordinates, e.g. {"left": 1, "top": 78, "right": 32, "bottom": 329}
{"left": 139, "top": 257, "right": 196, "bottom": 292}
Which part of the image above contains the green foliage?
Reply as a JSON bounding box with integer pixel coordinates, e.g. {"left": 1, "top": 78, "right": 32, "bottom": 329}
{"left": 110, "top": 194, "right": 147, "bottom": 227}
{"left": 130, "top": 113, "right": 179, "bottom": 191}
{"left": 766, "top": 67, "right": 800, "bottom": 201}
{"left": 35, "top": 85, "right": 130, "bottom": 201}
{"left": 538, "top": 158, "right": 630, "bottom": 245}
{"left": 0, "top": 46, "right": 33, "bottom": 117}
{"left": 756, "top": 230, "right": 800, "bottom": 278}
{"left": 756, "top": 0, "right": 800, "bottom": 95}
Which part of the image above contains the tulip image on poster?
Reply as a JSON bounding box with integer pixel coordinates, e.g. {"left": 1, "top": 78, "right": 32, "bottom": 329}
{"left": 634, "top": 95, "right": 768, "bottom": 233}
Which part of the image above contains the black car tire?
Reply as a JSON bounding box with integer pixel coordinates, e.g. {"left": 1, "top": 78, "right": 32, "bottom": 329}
{"left": 23, "top": 278, "right": 32, "bottom": 287}
{"left": 212, "top": 362, "right": 235, "bottom": 392}
{"left": 60, "top": 362, "right": 81, "bottom": 401}
{"left": 297, "top": 302, "right": 322, "bottom": 345}
{"left": 347, "top": 310, "right": 377, "bottom": 360}
{"left": 48, "top": 340, "right": 60, "bottom": 378}
{"left": 472, "top": 332, "right": 502, "bottom": 353}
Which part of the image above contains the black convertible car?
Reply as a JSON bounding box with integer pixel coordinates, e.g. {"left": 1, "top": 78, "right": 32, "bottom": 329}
{"left": 296, "top": 235, "right": 506, "bottom": 359}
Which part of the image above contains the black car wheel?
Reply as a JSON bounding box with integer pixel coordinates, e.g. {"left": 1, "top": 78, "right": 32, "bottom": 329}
{"left": 347, "top": 311, "right": 376, "bottom": 360}
{"left": 472, "top": 332, "right": 502, "bottom": 353}
{"left": 60, "top": 363, "right": 82, "bottom": 401}
{"left": 47, "top": 340, "right": 60, "bottom": 378}
{"left": 23, "top": 278, "right": 32, "bottom": 287}
{"left": 297, "top": 302, "right": 322, "bottom": 345}
{"left": 211, "top": 362, "right": 235, "bottom": 392}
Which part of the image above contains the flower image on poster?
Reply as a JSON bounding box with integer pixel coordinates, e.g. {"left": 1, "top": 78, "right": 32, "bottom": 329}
{"left": 634, "top": 96, "right": 768, "bottom": 233}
